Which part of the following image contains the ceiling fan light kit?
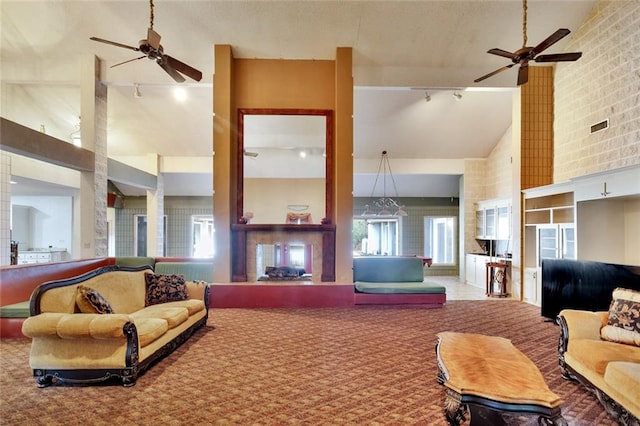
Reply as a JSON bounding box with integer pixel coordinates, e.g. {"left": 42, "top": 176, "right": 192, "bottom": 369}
{"left": 89, "top": 0, "right": 202, "bottom": 83}
{"left": 474, "top": 0, "right": 582, "bottom": 86}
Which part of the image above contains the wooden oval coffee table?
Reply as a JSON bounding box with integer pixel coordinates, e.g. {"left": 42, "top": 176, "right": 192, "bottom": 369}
{"left": 435, "top": 332, "right": 566, "bottom": 426}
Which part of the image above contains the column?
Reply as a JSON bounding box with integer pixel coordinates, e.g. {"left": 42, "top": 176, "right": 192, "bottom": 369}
{"left": 146, "top": 154, "right": 164, "bottom": 256}
{"left": 74, "top": 54, "right": 108, "bottom": 258}
{"left": 0, "top": 152, "right": 11, "bottom": 265}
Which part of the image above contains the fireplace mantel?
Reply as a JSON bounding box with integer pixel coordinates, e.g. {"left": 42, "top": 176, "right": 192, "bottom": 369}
{"left": 231, "top": 224, "right": 336, "bottom": 282}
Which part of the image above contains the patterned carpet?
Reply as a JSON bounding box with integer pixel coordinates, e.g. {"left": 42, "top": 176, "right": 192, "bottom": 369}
{"left": 0, "top": 300, "right": 616, "bottom": 425}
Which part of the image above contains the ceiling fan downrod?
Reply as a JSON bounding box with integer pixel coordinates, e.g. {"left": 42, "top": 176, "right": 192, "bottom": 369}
{"left": 522, "top": 0, "right": 528, "bottom": 48}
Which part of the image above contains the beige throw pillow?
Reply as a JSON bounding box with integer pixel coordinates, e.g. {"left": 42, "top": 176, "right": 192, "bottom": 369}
{"left": 600, "top": 287, "right": 640, "bottom": 347}
{"left": 75, "top": 285, "right": 114, "bottom": 314}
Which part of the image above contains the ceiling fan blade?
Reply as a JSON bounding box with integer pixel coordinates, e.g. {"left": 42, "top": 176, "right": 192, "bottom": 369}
{"left": 517, "top": 63, "right": 529, "bottom": 86}
{"left": 531, "top": 28, "right": 571, "bottom": 56}
{"left": 147, "top": 28, "right": 162, "bottom": 50}
{"left": 157, "top": 57, "right": 186, "bottom": 83}
{"left": 535, "top": 52, "right": 582, "bottom": 62}
{"left": 487, "top": 48, "right": 517, "bottom": 60}
{"left": 90, "top": 37, "right": 140, "bottom": 52}
{"left": 474, "top": 64, "right": 515, "bottom": 83}
{"left": 165, "top": 55, "right": 203, "bottom": 82}
{"left": 110, "top": 56, "right": 146, "bottom": 68}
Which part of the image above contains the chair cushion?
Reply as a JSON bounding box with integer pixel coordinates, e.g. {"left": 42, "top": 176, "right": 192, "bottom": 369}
{"left": 135, "top": 317, "right": 169, "bottom": 347}
{"left": 132, "top": 306, "right": 189, "bottom": 329}
{"left": 355, "top": 282, "right": 445, "bottom": 294}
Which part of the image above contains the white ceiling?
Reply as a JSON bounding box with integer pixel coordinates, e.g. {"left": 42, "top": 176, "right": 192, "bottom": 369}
{"left": 1, "top": 0, "right": 597, "bottom": 197}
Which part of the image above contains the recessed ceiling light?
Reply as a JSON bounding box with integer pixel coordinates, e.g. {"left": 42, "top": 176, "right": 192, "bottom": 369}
{"left": 173, "top": 87, "right": 187, "bottom": 102}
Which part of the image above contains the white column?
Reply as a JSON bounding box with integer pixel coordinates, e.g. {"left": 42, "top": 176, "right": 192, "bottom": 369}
{"left": 146, "top": 154, "right": 164, "bottom": 256}
{"left": 74, "top": 54, "right": 108, "bottom": 259}
{"left": 0, "top": 152, "right": 12, "bottom": 265}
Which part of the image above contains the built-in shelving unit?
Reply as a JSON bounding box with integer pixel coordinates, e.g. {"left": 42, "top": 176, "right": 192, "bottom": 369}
{"left": 524, "top": 192, "right": 574, "bottom": 225}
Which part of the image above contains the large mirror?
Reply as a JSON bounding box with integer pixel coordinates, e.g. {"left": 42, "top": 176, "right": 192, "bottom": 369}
{"left": 238, "top": 109, "right": 333, "bottom": 224}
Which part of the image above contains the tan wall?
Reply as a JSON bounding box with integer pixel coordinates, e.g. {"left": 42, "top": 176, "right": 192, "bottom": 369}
{"left": 554, "top": 1, "right": 640, "bottom": 181}
{"left": 462, "top": 159, "right": 486, "bottom": 258}
{"left": 234, "top": 59, "right": 335, "bottom": 109}
{"left": 485, "top": 126, "right": 513, "bottom": 200}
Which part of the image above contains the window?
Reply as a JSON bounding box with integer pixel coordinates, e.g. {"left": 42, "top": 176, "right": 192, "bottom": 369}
{"left": 424, "top": 216, "right": 457, "bottom": 265}
{"left": 192, "top": 215, "right": 215, "bottom": 258}
{"left": 134, "top": 215, "right": 167, "bottom": 256}
{"left": 353, "top": 218, "right": 400, "bottom": 256}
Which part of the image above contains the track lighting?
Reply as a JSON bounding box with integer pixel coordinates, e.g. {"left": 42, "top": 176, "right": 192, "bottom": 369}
{"left": 69, "top": 116, "right": 81, "bottom": 147}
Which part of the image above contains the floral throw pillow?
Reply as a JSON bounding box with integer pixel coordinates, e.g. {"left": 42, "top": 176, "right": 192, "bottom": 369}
{"left": 600, "top": 287, "right": 640, "bottom": 347}
{"left": 76, "top": 285, "right": 114, "bottom": 314}
{"left": 144, "top": 273, "right": 189, "bottom": 306}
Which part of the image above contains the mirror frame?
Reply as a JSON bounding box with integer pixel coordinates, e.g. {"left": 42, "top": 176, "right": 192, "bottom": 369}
{"left": 237, "top": 108, "right": 334, "bottom": 224}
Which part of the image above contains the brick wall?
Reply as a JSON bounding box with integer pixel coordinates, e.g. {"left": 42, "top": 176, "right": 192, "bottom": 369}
{"left": 554, "top": 0, "right": 640, "bottom": 182}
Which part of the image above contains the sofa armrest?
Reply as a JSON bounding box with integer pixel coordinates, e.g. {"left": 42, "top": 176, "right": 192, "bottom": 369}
{"left": 558, "top": 309, "right": 608, "bottom": 341}
{"left": 22, "top": 313, "right": 134, "bottom": 339}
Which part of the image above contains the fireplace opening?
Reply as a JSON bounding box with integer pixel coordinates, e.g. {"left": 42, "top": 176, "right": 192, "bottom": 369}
{"left": 256, "top": 243, "right": 313, "bottom": 281}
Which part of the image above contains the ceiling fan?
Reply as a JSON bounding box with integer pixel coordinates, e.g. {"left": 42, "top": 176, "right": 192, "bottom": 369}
{"left": 474, "top": 0, "right": 582, "bottom": 86}
{"left": 89, "top": 0, "right": 202, "bottom": 83}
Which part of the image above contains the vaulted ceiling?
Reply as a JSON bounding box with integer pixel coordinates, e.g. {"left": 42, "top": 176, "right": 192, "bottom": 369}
{"left": 1, "top": 1, "right": 597, "bottom": 197}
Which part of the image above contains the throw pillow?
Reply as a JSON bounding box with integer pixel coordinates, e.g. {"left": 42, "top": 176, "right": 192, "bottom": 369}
{"left": 144, "top": 273, "right": 189, "bottom": 306}
{"left": 76, "top": 285, "right": 114, "bottom": 314}
{"left": 600, "top": 287, "right": 640, "bottom": 347}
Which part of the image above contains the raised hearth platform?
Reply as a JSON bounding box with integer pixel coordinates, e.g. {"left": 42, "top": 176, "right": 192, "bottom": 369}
{"left": 209, "top": 283, "right": 354, "bottom": 308}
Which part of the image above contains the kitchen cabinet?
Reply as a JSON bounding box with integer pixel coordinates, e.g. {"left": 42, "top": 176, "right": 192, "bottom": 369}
{"left": 523, "top": 267, "right": 540, "bottom": 305}
{"left": 465, "top": 254, "right": 490, "bottom": 289}
{"left": 17, "top": 250, "right": 65, "bottom": 264}
{"left": 465, "top": 254, "right": 482, "bottom": 288}
{"left": 476, "top": 198, "right": 510, "bottom": 240}
{"left": 497, "top": 205, "right": 510, "bottom": 240}
{"left": 537, "top": 224, "right": 575, "bottom": 267}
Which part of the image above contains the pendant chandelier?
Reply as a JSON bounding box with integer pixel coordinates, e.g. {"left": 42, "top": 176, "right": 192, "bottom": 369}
{"left": 362, "top": 150, "right": 408, "bottom": 217}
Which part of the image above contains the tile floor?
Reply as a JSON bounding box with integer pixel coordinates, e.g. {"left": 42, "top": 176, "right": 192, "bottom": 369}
{"left": 426, "top": 276, "right": 512, "bottom": 301}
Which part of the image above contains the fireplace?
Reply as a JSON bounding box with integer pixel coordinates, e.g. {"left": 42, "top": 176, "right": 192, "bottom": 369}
{"left": 231, "top": 224, "right": 336, "bottom": 282}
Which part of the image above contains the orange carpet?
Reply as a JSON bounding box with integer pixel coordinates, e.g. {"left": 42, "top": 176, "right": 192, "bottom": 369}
{"left": 0, "top": 300, "right": 616, "bottom": 425}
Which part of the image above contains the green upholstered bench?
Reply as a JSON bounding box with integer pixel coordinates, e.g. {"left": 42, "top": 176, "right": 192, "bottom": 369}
{"left": 0, "top": 301, "right": 31, "bottom": 338}
{"left": 353, "top": 256, "right": 446, "bottom": 306}
{"left": 154, "top": 262, "right": 213, "bottom": 283}
{"left": 115, "top": 256, "right": 155, "bottom": 268}
{"left": 0, "top": 301, "right": 30, "bottom": 318}
{"left": 355, "top": 281, "right": 446, "bottom": 294}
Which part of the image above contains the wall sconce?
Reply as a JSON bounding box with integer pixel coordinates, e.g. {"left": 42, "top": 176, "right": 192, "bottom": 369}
{"left": 452, "top": 91, "right": 463, "bottom": 101}
{"left": 134, "top": 84, "right": 142, "bottom": 98}
{"left": 424, "top": 91, "right": 431, "bottom": 102}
